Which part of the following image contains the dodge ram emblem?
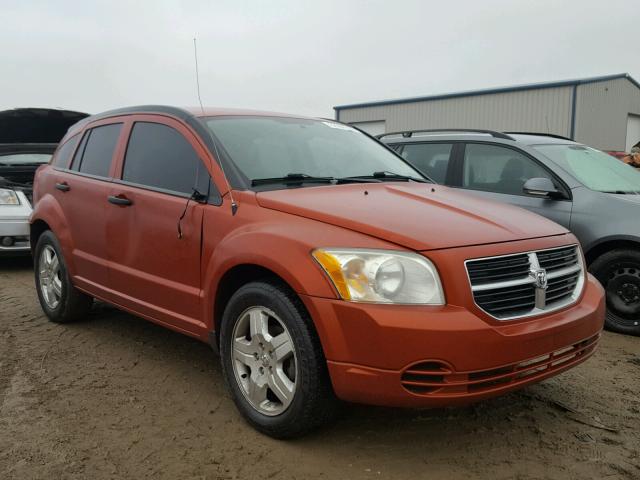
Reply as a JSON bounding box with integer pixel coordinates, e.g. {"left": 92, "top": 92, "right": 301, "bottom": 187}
{"left": 532, "top": 268, "right": 548, "bottom": 290}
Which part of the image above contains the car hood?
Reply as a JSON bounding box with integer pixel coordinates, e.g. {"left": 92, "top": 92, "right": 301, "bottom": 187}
{"left": 608, "top": 193, "right": 640, "bottom": 205}
{"left": 256, "top": 183, "right": 568, "bottom": 251}
{"left": 0, "top": 108, "right": 89, "bottom": 144}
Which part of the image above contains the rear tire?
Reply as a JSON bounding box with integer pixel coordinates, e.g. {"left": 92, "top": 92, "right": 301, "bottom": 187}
{"left": 219, "top": 280, "right": 338, "bottom": 438}
{"left": 34, "top": 230, "right": 93, "bottom": 323}
{"left": 590, "top": 249, "right": 640, "bottom": 336}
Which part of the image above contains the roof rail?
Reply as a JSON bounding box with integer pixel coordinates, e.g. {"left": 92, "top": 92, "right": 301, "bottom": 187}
{"left": 504, "top": 132, "right": 573, "bottom": 141}
{"left": 377, "top": 129, "right": 514, "bottom": 140}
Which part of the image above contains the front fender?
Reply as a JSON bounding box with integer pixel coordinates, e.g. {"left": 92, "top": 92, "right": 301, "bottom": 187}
{"left": 202, "top": 225, "right": 340, "bottom": 323}
{"left": 199, "top": 193, "right": 409, "bottom": 335}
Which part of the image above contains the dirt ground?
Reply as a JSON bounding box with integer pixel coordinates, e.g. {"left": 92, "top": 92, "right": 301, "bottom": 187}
{"left": 1, "top": 257, "right": 639, "bottom": 480}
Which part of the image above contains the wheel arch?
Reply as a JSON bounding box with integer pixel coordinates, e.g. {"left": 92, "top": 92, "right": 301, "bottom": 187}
{"left": 30, "top": 194, "right": 76, "bottom": 272}
{"left": 29, "top": 219, "right": 51, "bottom": 255}
{"left": 584, "top": 236, "right": 640, "bottom": 266}
{"left": 209, "top": 263, "right": 322, "bottom": 353}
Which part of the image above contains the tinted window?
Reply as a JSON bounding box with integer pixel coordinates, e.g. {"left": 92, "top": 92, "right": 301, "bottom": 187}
{"left": 52, "top": 135, "right": 79, "bottom": 167}
{"left": 76, "top": 124, "right": 122, "bottom": 177}
{"left": 123, "top": 122, "right": 209, "bottom": 195}
{"left": 398, "top": 143, "right": 452, "bottom": 183}
{"left": 462, "top": 143, "right": 552, "bottom": 196}
{"left": 70, "top": 132, "right": 89, "bottom": 171}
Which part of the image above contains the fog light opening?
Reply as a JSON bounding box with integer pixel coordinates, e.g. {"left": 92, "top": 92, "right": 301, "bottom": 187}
{"left": 1, "top": 236, "right": 15, "bottom": 247}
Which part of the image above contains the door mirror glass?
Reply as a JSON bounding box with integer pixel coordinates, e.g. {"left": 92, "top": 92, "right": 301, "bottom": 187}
{"left": 523, "top": 177, "right": 561, "bottom": 197}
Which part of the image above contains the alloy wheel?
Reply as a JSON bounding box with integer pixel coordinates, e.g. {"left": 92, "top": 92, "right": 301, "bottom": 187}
{"left": 39, "top": 245, "right": 62, "bottom": 309}
{"left": 231, "top": 306, "right": 297, "bottom": 416}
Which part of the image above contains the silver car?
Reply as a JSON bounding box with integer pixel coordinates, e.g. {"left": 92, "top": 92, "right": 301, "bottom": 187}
{"left": 0, "top": 108, "right": 88, "bottom": 254}
{"left": 380, "top": 129, "right": 640, "bottom": 336}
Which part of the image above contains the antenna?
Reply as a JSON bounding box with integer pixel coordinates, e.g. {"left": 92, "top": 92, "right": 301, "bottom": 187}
{"left": 192, "top": 37, "right": 238, "bottom": 216}
{"left": 193, "top": 38, "right": 205, "bottom": 115}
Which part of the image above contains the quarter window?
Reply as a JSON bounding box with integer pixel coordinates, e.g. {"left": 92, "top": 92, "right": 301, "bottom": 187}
{"left": 72, "top": 123, "right": 123, "bottom": 177}
{"left": 52, "top": 135, "right": 79, "bottom": 168}
{"left": 122, "top": 122, "right": 209, "bottom": 195}
{"left": 70, "top": 132, "right": 89, "bottom": 171}
{"left": 462, "top": 144, "right": 552, "bottom": 196}
{"left": 398, "top": 143, "right": 452, "bottom": 183}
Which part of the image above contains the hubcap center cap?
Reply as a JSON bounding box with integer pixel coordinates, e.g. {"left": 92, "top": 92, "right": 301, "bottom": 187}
{"left": 620, "top": 282, "right": 639, "bottom": 303}
{"left": 260, "top": 353, "right": 271, "bottom": 367}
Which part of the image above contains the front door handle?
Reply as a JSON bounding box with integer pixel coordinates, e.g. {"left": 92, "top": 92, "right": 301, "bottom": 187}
{"left": 55, "top": 182, "right": 70, "bottom": 192}
{"left": 108, "top": 195, "right": 133, "bottom": 206}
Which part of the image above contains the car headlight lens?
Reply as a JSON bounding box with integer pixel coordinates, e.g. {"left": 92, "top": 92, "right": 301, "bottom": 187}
{"left": 312, "top": 248, "right": 444, "bottom": 304}
{"left": 0, "top": 188, "right": 20, "bottom": 205}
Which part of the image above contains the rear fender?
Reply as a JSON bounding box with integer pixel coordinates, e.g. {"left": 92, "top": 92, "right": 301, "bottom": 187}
{"left": 30, "top": 193, "right": 76, "bottom": 274}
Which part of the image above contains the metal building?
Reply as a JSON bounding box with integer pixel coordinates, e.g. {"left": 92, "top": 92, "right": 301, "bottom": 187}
{"left": 334, "top": 73, "right": 640, "bottom": 152}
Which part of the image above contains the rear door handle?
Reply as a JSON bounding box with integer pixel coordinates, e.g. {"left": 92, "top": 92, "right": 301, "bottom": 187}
{"left": 55, "top": 182, "right": 70, "bottom": 192}
{"left": 108, "top": 195, "right": 133, "bottom": 206}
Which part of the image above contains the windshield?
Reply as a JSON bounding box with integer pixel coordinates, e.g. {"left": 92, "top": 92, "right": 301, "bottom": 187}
{"left": 205, "top": 116, "right": 425, "bottom": 186}
{"left": 0, "top": 153, "right": 52, "bottom": 165}
{"left": 534, "top": 144, "right": 640, "bottom": 194}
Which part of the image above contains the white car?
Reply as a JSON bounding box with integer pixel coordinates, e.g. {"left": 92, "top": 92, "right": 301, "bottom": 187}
{"left": 0, "top": 108, "right": 88, "bottom": 255}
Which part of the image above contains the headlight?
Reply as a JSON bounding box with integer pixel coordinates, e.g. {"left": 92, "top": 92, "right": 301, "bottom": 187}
{"left": 312, "top": 248, "right": 444, "bottom": 304}
{"left": 0, "top": 188, "right": 20, "bottom": 205}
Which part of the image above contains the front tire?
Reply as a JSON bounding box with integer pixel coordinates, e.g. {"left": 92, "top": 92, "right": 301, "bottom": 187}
{"left": 219, "top": 281, "right": 337, "bottom": 438}
{"left": 34, "top": 230, "right": 93, "bottom": 323}
{"left": 590, "top": 249, "right": 640, "bottom": 336}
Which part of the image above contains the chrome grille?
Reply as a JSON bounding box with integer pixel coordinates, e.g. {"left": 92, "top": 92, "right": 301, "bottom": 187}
{"left": 466, "top": 245, "right": 584, "bottom": 320}
{"left": 537, "top": 246, "right": 579, "bottom": 272}
{"left": 467, "top": 253, "right": 530, "bottom": 285}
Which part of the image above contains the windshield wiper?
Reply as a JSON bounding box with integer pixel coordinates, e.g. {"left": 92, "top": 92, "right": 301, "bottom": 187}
{"left": 251, "top": 171, "right": 430, "bottom": 187}
{"left": 251, "top": 173, "right": 336, "bottom": 187}
{"left": 342, "top": 171, "right": 430, "bottom": 183}
{"left": 602, "top": 190, "right": 640, "bottom": 195}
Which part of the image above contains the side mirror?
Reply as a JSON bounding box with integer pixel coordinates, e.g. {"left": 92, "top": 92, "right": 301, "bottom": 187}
{"left": 523, "top": 177, "right": 562, "bottom": 198}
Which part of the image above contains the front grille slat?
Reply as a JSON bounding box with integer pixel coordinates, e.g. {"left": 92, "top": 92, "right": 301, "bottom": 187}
{"left": 466, "top": 246, "right": 583, "bottom": 320}
{"left": 489, "top": 301, "right": 537, "bottom": 313}
{"left": 467, "top": 253, "right": 530, "bottom": 285}
{"left": 479, "top": 292, "right": 537, "bottom": 306}
{"left": 537, "top": 247, "right": 579, "bottom": 272}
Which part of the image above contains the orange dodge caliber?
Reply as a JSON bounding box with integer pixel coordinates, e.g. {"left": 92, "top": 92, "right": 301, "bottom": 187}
{"left": 31, "top": 106, "right": 605, "bottom": 438}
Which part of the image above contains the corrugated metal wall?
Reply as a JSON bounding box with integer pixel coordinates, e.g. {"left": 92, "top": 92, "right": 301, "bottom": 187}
{"left": 337, "top": 86, "right": 574, "bottom": 137}
{"left": 574, "top": 78, "right": 640, "bottom": 150}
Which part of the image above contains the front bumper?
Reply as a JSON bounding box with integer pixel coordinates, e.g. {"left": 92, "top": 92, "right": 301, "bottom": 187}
{"left": 0, "top": 190, "right": 32, "bottom": 253}
{"left": 302, "top": 274, "right": 605, "bottom": 408}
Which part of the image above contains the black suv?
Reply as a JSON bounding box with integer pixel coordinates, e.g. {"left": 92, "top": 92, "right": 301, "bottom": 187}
{"left": 380, "top": 129, "right": 640, "bottom": 336}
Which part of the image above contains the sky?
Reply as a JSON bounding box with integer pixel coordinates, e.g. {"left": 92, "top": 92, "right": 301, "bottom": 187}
{"left": 1, "top": 0, "right": 638, "bottom": 118}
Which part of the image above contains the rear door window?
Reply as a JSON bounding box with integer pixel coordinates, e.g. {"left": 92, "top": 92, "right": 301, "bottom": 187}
{"left": 72, "top": 123, "right": 122, "bottom": 177}
{"left": 52, "top": 134, "right": 79, "bottom": 168}
{"left": 398, "top": 143, "right": 453, "bottom": 183}
{"left": 462, "top": 143, "right": 552, "bottom": 196}
{"left": 122, "top": 122, "right": 210, "bottom": 196}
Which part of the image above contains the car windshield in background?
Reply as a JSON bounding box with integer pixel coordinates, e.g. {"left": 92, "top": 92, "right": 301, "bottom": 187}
{"left": 205, "top": 116, "right": 426, "bottom": 187}
{"left": 0, "top": 153, "right": 52, "bottom": 165}
{"left": 535, "top": 144, "right": 640, "bottom": 194}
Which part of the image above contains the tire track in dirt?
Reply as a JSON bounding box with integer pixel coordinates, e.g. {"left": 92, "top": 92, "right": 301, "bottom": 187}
{"left": 1, "top": 259, "right": 639, "bottom": 479}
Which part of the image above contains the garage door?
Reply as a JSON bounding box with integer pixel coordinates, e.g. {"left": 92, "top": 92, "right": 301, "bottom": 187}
{"left": 350, "top": 121, "right": 386, "bottom": 136}
{"left": 626, "top": 114, "right": 640, "bottom": 151}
